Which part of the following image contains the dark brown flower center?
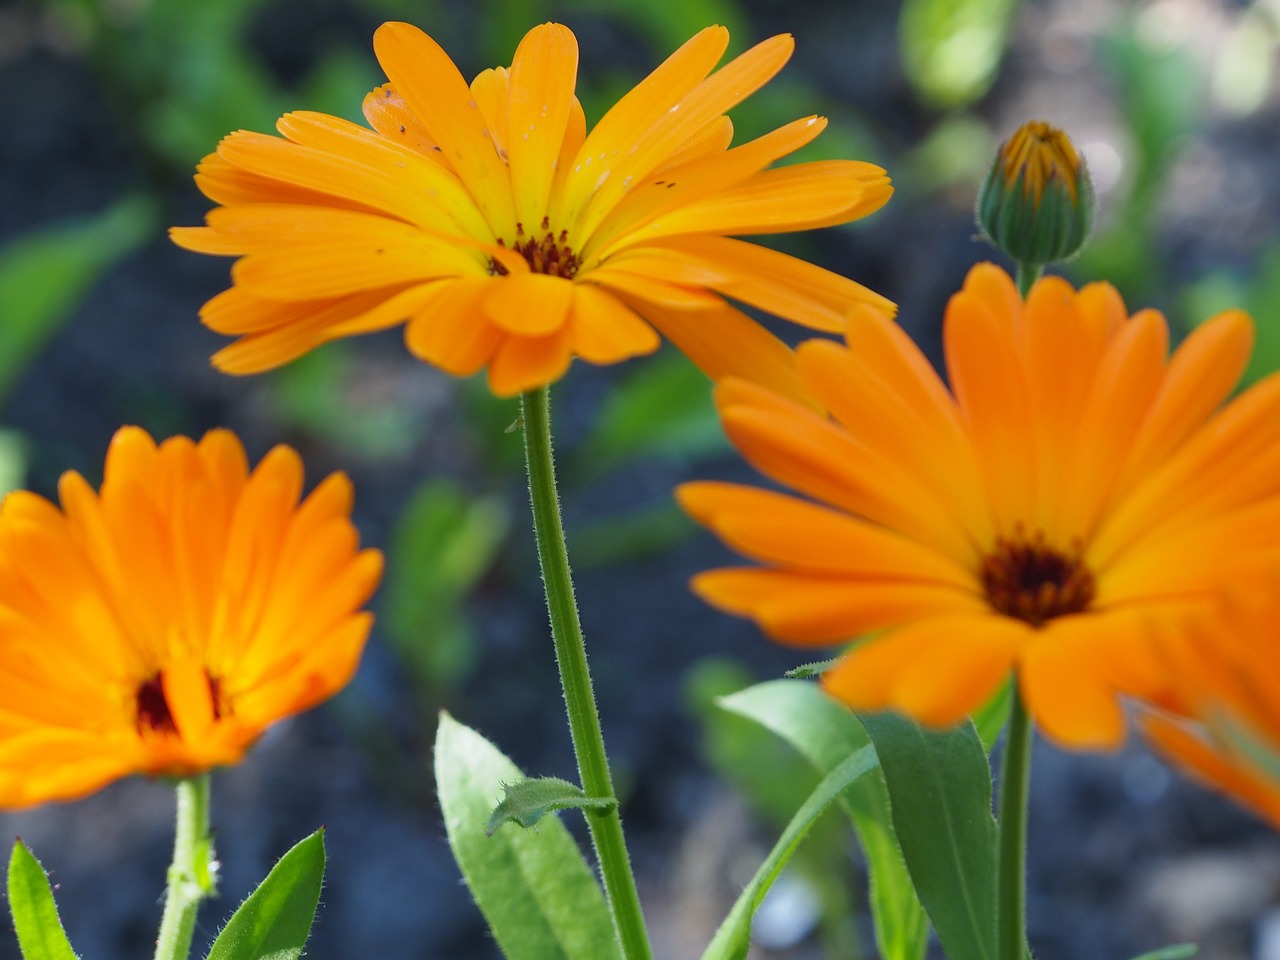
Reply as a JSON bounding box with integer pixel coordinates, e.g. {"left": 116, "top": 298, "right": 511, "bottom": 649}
{"left": 980, "top": 529, "right": 1096, "bottom": 627}
{"left": 490, "top": 217, "right": 580, "bottom": 278}
{"left": 134, "top": 671, "right": 222, "bottom": 734}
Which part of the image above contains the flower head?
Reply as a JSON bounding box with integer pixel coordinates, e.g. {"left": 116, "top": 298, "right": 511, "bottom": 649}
{"left": 0, "top": 427, "right": 383, "bottom": 808}
{"left": 978, "top": 121, "right": 1093, "bottom": 266}
{"left": 170, "top": 22, "right": 893, "bottom": 398}
{"left": 1141, "top": 583, "right": 1280, "bottom": 826}
{"left": 679, "top": 263, "right": 1280, "bottom": 749}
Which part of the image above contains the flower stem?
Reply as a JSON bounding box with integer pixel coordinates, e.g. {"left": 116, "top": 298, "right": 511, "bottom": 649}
{"left": 153, "top": 774, "right": 214, "bottom": 960}
{"left": 519, "top": 386, "right": 653, "bottom": 960}
{"left": 996, "top": 685, "right": 1033, "bottom": 960}
{"left": 1015, "top": 261, "right": 1043, "bottom": 298}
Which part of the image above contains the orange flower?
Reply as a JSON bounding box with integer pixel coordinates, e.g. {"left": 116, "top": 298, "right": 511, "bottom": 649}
{"left": 169, "top": 22, "right": 893, "bottom": 397}
{"left": 1141, "top": 583, "right": 1280, "bottom": 827}
{"left": 0, "top": 427, "right": 383, "bottom": 808}
{"left": 679, "top": 263, "right": 1280, "bottom": 749}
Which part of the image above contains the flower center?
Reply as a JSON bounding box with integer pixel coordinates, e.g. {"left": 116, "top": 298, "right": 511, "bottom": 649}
{"left": 490, "top": 217, "right": 580, "bottom": 278}
{"left": 980, "top": 529, "right": 1096, "bottom": 627}
{"left": 134, "top": 671, "right": 222, "bottom": 734}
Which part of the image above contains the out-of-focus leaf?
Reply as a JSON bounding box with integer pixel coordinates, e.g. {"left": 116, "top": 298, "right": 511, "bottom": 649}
{"left": 567, "top": 500, "right": 694, "bottom": 567}
{"left": 7, "top": 841, "right": 78, "bottom": 960}
{"left": 435, "top": 713, "right": 622, "bottom": 960}
{"left": 564, "top": 0, "right": 747, "bottom": 53}
{"left": 574, "top": 349, "right": 725, "bottom": 477}
{"left": 1126, "top": 945, "right": 1197, "bottom": 960}
{"left": 383, "top": 478, "right": 509, "bottom": 689}
{"left": 972, "top": 680, "right": 1013, "bottom": 752}
{"left": 699, "top": 746, "right": 879, "bottom": 960}
{"left": 269, "top": 345, "right": 420, "bottom": 460}
{"left": 858, "top": 712, "right": 998, "bottom": 960}
{"left": 0, "top": 197, "right": 155, "bottom": 404}
{"left": 900, "top": 0, "right": 1020, "bottom": 109}
{"left": 486, "top": 777, "right": 615, "bottom": 834}
{"left": 204, "top": 830, "right": 326, "bottom": 960}
{"left": 720, "top": 681, "right": 928, "bottom": 960}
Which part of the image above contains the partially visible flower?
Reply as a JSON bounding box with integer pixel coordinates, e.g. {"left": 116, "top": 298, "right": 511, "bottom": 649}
{"left": 170, "top": 22, "right": 892, "bottom": 398}
{"left": 678, "top": 263, "right": 1280, "bottom": 749}
{"left": 978, "top": 120, "right": 1093, "bottom": 266}
{"left": 1141, "top": 582, "right": 1280, "bottom": 827}
{"left": 0, "top": 427, "right": 383, "bottom": 809}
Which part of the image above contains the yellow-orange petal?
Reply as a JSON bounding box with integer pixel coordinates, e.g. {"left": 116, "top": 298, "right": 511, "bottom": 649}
{"left": 1019, "top": 618, "right": 1128, "bottom": 749}
{"left": 506, "top": 23, "right": 579, "bottom": 227}
{"left": 487, "top": 328, "right": 574, "bottom": 397}
{"left": 373, "top": 22, "right": 516, "bottom": 232}
{"left": 690, "top": 568, "right": 982, "bottom": 644}
{"left": 566, "top": 284, "right": 661, "bottom": 364}
{"left": 637, "top": 300, "right": 813, "bottom": 408}
{"left": 484, "top": 273, "right": 575, "bottom": 335}
{"left": 403, "top": 278, "right": 503, "bottom": 376}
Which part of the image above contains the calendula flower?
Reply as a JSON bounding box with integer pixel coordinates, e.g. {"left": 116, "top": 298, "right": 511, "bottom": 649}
{"left": 679, "top": 263, "right": 1280, "bottom": 749}
{"left": 1141, "top": 583, "right": 1280, "bottom": 827}
{"left": 0, "top": 427, "right": 382, "bottom": 809}
{"left": 169, "top": 22, "right": 893, "bottom": 397}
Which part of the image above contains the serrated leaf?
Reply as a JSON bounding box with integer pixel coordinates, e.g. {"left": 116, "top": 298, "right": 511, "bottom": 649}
{"left": 783, "top": 658, "right": 839, "bottom": 680}
{"left": 858, "top": 712, "right": 999, "bottom": 960}
{"left": 1128, "top": 945, "right": 1197, "bottom": 960}
{"left": 719, "top": 681, "right": 928, "bottom": 960}
{"left": 435, "top": 713, "right": 622, "bottom": 960}
{"left": 487, "top": 777, "right": 615, "bottom": 834}
{"left": 700, "top": 746, "right": 878, "bottom": 960}
{"left": 7, "top": 842, "right": 78, "bottom": 960}
{"left": 204, "top": 829, "right": 325, "bottom": 960}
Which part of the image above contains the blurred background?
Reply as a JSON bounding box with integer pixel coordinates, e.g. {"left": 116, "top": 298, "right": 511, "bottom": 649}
{"left": 3, "top": 0, "right": 1280, "bottom": 957}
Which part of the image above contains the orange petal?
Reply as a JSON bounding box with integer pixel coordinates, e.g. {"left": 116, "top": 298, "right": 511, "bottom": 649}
{"left": 506, "top": 23, "right": 580, "bottom": 227}
{"left": 636, "top": 300, "right": 814, "bottom": 408}
{"left": 403, "top": 278, "right": 502, "bottom": 376}
{"left": 484, "top": 273, "right": 575, "bottom": 335}
{"left": 690, "top": 568, "right": 982, "bottom": 644}
{"left": 373, "top": 22, "right": 516, "bottom": 232}
{"left": 1019, "top": 619, "right": 1129, "bottom": 749}
{"left": 486, "top": 328, "right": 574, "bottom": 395}
{"left": 567, "top": 284, "right": 661, "bottom": 364}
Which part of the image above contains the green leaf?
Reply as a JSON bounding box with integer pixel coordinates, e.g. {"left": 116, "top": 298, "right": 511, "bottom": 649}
{"left": 487, "top": 777, "right": 616, "bottom": 834}
{"left": 0, "top": 196, "right": 155, "bottom": 405}
{"left": 972, "top": 680, "right": 1014, "bottom": 753}
{"left": 573, "top": 349, "right": 726, "bottom": 477}
{"left": 435, "top": 713, "right": 623, "bottom": 960}
{"left": 204, "top": 829, "right": 326, "bottom": 960}
{"left": 858, "top": 712, "right": 999, "bottom": 960}
{"left": 719, "top": 681, "right": 928, "bottom": 960}
{"left": 899, "top": 0, "right": 1020, "bottom": 108}
{"left": 383, "top": 479, "right": 510, "bottom": 688}
{"left": 783, "top": 658, "right": 839, "bottom": 680}
{"left": 1127, "top": 945, "right": 1198, "bottom": 960}
{"left": 700, "top": 746, "right": 878, "bottom": 960}
{"left": 7, "top": 841, "right": 79, "bottom": 960}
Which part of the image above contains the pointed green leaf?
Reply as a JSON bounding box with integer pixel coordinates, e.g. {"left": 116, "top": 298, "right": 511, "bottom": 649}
{"left": 783, "top": 658, "right": 839, "bottom": 680}
{"left": 487, "top": 777, "right": 615, "bottom": 834}
{"left": 700, "top": 746, "right": 878, "bottom": 960}
{"left": 7, "top": 842, "right": 78, "bottom": 960}
{"left": 435, "top": 712, "right": 622, "bottom": 960}
{"left": 858, "top": 712, "right": 999, "bottom": 960}
{"left": 204, "top": 829, "right": 325, "bottom": 960}
{"left": 719, "top": 680, "right": 928, "bottom": 960}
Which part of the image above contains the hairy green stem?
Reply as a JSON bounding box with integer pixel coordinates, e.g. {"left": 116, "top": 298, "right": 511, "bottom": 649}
{"left": 153, "top": 774, "right": 214, "bottom": 960}
{"left": 520, "top": 386, "right": 653, "bottom": 960}
{"left": 996, "top": 686, "right": 1033, "bottom": 960}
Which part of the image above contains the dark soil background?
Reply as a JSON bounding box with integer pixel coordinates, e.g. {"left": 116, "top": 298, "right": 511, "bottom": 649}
{"left": 3, "top": 0, "right": 1280, "bottom": 958}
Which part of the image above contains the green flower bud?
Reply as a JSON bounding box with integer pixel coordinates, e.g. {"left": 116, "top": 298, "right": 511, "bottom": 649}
{"left": 978, "top": 121, "right": 1095, "bottom": 267}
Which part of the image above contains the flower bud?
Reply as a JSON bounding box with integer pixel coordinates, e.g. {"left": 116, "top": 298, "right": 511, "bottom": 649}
{"left": 977, "top": 120, "right": 1094, "bottom": 267}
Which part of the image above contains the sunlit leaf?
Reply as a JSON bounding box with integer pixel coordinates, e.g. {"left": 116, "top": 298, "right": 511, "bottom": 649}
{"left": 435, "top": 713, "right": 622, "bottom": 960}
{"left": 7, "top": 841, "right": 78, "bottom": 960}
{"left": 487, "top": 777, "right": 614, "bottom": 834}
{"left": 204, "top": 830, "right": 326, "bottom": 960}
{"left": 720, "top": 681, "right": 928, "bottom": 960}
